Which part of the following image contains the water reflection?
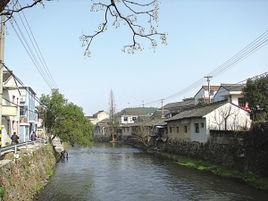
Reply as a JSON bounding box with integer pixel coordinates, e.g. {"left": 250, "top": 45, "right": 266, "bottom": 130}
{"left": 36, "top": 144, "right": 268, "bottom": 201}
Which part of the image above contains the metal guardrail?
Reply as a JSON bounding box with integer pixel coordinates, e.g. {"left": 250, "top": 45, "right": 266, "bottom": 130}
{"left": 0, "top": 139, "right": 47, "bottom": 157}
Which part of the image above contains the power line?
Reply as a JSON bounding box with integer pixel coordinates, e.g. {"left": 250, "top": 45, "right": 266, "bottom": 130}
{"left": 2, "top": 62, "right": 45, "bottom": 107}
{"left": 125, "top": 30, "right": 268, "bottom": 108}
{"left": 16, "top": 1, "right": 57, "bottom": 88}
{"left": 10, "top": 17, "right": 54, "bottom": 89}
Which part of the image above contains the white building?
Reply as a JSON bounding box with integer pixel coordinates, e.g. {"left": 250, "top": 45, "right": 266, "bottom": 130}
{"left": 1, "top": 71, "right": 20, "bottom": 146}
{"left": 166, "top": 101, "right": 251, "bottom": 143}
{"left": 87, "top": 110, "right": 109, "bottom": 125}
{"left": 118, "top": 107, "right": 157, "bottom": 125}
{"left": 121, "top": 115, "right": 138, "bottom": 124}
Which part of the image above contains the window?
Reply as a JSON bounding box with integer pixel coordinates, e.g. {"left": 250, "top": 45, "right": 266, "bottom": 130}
{"left": 201, "top": 123, "right": 204, "bottom": 128}
{"left": 12, "top": 95, "right": 15, "bottom": 103}
{"left": 12, "top": 121, "right": 15, "bottom": 130}
{"left": 124, "top": 117, "right": 128, "bottom": 122}
{"left": 132, "top": 117, "right": 137, "bottom": 121}
{"left": 177, "top": 127, "right": 180, "bottom": 133}
{"left": 238, "top": 97, "right": 245, "bottom": 107}
{"left": 195, "top": 123, "right": 200, "bottom": 133}
{"left": 127, "top": 128, "right": 129, "bottom": 132}
{"left": 20, "top": 106, "right": 27, "bottom": 116}
{"left": 169, "top": 127, "right": 172, "bottom": 133}
{"left": 184, "top": 126, "right": 188, "bottom": 133}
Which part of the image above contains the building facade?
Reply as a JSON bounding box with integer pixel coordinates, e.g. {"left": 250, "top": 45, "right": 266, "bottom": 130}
{"left": 213, "top": 84, "right": 245, "bottom": 106}
{"left": 1, "top": 71, "right": 20, "bottom": 146}
{"left": 87, "top": 110, "right": 109, "bottom": 125}
{"left": 19, "top": 86, "right": 38, "bottom": 142}
{"left": 166, "top": 101, "right": 251, "bottom": 143}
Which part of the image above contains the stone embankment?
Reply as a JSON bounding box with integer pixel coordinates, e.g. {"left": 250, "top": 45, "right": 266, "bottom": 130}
{"left": 122, "top": 124, "right": 268, "bottom": 190}
{"left": 0, "top": 143, "right": 57, "bottom": 201}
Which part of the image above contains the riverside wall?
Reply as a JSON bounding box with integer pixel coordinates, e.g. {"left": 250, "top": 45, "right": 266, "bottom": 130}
{"left": 0, "top": 144, "right": 57, "bottom": 201}
{"left": 123, "top": 123, "right": 268, "bottom": 177}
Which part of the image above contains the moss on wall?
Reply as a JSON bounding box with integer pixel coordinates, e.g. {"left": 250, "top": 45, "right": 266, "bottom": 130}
{"left": 0, "top": 145, "right": 56, "bottom": 201}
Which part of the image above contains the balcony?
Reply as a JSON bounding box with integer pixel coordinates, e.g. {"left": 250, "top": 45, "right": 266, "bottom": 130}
{"left": 2, "top": 105, "right": 18, "bottom": 116}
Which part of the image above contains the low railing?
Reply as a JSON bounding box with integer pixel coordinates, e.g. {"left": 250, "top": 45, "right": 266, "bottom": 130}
{"left": 0, "top": 139, "right": 47, "bottom": 158}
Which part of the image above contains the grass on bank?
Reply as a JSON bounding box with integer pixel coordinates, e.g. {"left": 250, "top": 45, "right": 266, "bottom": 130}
{"left": 177, "top": 158, "right": 268, "bottom": 191}
{"left": 0, "top": 186, "right": 4, "bottom": 199}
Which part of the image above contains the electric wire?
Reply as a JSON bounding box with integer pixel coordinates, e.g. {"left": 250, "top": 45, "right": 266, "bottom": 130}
{"left": 16, "top": 1, "right": 57, "bottom": 88}
{"left": 10, "top": 18, "right": 54, "bottom": 89}
{"left": 128, "top": 30, "right": 268, "bottom": 108}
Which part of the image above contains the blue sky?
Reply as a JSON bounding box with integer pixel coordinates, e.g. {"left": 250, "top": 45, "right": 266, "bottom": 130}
{"left": 4, "top": 0, "right": 268, "bottom": 115}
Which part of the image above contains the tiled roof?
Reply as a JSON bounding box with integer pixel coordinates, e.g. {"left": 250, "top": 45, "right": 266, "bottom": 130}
{"left": 3, "top": 71, "right": 12, "bottom": 82}
{"left": 118, "top": 107, "right": 158, "bottom": 116}
{"left": 126, "top": 118, "right": 167, "bottom": 127}
{"left": 164, "top": 98, "right": 194, "bottom": 110}
{"left": 201, "top": 85, "right": 220, "bottom": 92}
{"left": 221, "top": 84, "right": 245, "bottom": 91}
{"left": 163, "top": 98, "right": 195, "bottom": 112}
{"left": 166, "top": 100, "right": 227, "bottom": 122}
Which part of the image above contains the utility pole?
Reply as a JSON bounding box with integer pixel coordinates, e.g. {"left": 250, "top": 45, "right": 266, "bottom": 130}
{"left": 204, "top": 75, "right": 213, "bottom": 103}
{"left": 0, "top": 16, "right": 5, "bottom": 147}
{"left": 161, "top": 99, "right": 165, "bottom": 118}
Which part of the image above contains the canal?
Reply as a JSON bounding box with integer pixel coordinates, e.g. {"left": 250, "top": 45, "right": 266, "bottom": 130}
{"left": 36, "top": 144, "right": 268, "bottom": 201}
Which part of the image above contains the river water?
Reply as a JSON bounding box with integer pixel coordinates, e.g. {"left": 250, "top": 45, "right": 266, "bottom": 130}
{"left": 36, "top": 144, "right": 268, "bottom": 201}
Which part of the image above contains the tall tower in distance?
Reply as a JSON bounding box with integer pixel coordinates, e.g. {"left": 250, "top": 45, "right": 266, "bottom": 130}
{"left": 109, "top": 89, "right": 115, "bottom": 119}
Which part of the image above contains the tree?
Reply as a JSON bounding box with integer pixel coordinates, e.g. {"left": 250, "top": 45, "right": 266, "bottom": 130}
{"left": 39, "top": 90, "right": 93, "bottom": 146}
{"left": 1, "top": 0, "right": 166, "bottom": 55}
{"left": 243, "top": 74, "right": 268, "bottom": 122}
{"left": 212, "top": 105, "right": 235, "bottom": 130}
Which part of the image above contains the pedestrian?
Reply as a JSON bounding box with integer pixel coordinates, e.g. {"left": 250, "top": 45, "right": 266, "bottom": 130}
{"left": 31, "top": 131, "right": 37, "bottom": 141}
{"left": 11, "top": 132, "right": 19, "bottom": 144}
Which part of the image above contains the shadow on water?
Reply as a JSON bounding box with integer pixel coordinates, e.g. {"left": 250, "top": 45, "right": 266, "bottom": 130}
{"left": 36, "top": 143, "right": 268, "bottom": 201}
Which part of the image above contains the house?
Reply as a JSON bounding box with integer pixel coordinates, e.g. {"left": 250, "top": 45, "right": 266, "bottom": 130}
{"left": 93, "top": 118, "right": 110, "bottom": 138}
{"left": 213, "top": 84, "right": 245, "bottom": 106}
{"left": 19, "top": 86, "right": 38, "bottom": 142}
{"left": 166, "top": 101, "right": 251, "bottom": 143}
{"left": 87, "top": 110, "right": 109, "bottom": 125}
{"left": 194, "top": 85, "right": 220, "bottom": 105}
{"left": 163, "top": 98, "right": 195, "bottom": 117}
{"left": 118, "top": 107, "right": 157, "bottom": 124}
{"left": 120, "top": 123, "right": 133, "bottom": 137}
{"left": 1, "top": 71, "right": 20, "bottom": 146}
{"left": 120, "top": 118, "right": 167, "bottom": 144}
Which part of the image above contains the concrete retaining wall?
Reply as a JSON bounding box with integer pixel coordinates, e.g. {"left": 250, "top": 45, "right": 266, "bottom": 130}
{"left": 0, "top": 145, "right": 56, "bottom": 201}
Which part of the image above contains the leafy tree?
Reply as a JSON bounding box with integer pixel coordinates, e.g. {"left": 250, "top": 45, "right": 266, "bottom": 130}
{"left": 39, "top": 90, "right": 93, "bottom": 146}
{"left": 243, "top": 74, "right": 268, "bottom": 122}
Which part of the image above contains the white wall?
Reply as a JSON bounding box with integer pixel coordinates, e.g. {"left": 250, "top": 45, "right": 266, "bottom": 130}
{"left": 205, "top": 103, "right": 251, "bottom": 131}
{"left": 2, "top": 77, "right": 20, "bottom": 139}
{"left": 121, "top": 115, "right": 138, "bottom": 124}
{"left": 97, "top": 112, "right": 109, "bottom": 122}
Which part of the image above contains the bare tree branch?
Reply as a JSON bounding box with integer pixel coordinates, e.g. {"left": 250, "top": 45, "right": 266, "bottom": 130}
{"left": 0, "top": 0, "right": 51, "bottom": 22}
{"left": 81, "top": 0, "right": 167, "bottom": 56}
{"left": 1, "top": 0, "right": 167, "bottom": 56}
